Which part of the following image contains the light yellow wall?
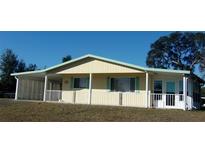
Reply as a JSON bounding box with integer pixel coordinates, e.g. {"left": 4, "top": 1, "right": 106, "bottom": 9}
{"left": 91, "top": 91, "right": 120, "bottom": 106}
{"left": 62, "top": 91, "right": 74, "bottom": 103}
{"left": 122, "top": 92, "right": 146, "bottom": 108}
{"left": 62, "top": 74, "right": 146, "bottom": 93}
{"left": 50, "top": 57, "right": 146, "bottom": 104}
{"left": 61, "top": 73, "right": 146, "bottom": 104}
{"left": 92, "top": 73, "right": 146, "bottom": 92}
{"left": 61, "top": 74, "right": 89, "bottom": 102}
{"left": 51, "top": 58, "right": 144, "bottom": 74}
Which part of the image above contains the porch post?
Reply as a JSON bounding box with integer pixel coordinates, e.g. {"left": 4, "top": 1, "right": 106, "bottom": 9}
{"left": 15, "top": 76, "right": 19, "bottom": 100}
{"left": 43, "top": 75, "right": 48, "bottom": 102}
{"left": 145, "top": 72, "right": 149, "bottom": 108}
{"left": 88, "top": 73, "right": 93, "bottom": 105}
{"left": 183, "top": 76, "right": 187, "bottom": 110}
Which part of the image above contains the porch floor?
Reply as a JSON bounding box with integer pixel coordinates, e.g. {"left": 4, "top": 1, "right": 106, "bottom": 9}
{"left": 0, "top": 99, "right": 204, "bottom": 122}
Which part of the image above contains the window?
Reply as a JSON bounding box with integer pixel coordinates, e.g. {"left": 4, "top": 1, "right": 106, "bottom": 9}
{"left": 154, "top": 80, "right": 162, "bottom": 100}
{"left": 166, "top": 81, "right": 175, "bottom": 94}
{"left": 154, "top": 80, "right": 162, "bottom": 93}
{"left": 110, "top": 78, "right": 135, "bottom": 92}
{"left": 74, "top": 78, "right": 89, "bottom": 89}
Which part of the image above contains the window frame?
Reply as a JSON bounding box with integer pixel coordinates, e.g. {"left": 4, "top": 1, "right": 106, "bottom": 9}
{"left": 73, "top": 77, "right": 89, "bottom": 89}
{"left": 110, "top": 77, "right": 136, "bottom": 92}
{"left": 153, "top": 80, "right": 163, "bottom": 94}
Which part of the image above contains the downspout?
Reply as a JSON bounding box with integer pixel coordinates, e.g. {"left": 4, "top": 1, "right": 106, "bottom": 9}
{"left": 14, "top": 76, "right": 19, "bottom": 100}
{"left": 145, "top": 71, "right": 149, "bottom": 108}
{"left": 183, "top": 75, "right": 188, "bottom": 110}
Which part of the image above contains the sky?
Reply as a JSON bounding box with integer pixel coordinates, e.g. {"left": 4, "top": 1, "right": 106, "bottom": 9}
{"left": 0, "top": 31, "right": 172, "bottom": 69}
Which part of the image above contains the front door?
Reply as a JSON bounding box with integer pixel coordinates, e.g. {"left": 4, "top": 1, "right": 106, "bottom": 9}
{"left": 166, "top": 81, "right": 176, "bottom": 107}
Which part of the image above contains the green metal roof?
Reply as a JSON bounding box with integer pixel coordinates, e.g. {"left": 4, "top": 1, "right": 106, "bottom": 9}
{"left": 11, "top": 54, "right": 190, "bottom": 76}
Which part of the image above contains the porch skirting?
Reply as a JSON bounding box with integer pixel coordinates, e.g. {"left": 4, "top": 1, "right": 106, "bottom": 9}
{"left": 47, "top": 90, "right": 189, "bottom": 110}
{"left": 61, "top": 90, "right": 147, "bottom": 108}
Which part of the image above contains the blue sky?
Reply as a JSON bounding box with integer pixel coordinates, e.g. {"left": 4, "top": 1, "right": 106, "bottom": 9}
{"left": 0, "top": 31, "right": 171, "bottom": 69}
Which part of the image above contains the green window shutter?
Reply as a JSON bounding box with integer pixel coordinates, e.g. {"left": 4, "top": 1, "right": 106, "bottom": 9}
{"left": 107, "top": 77, "right": 111, "bottom": 91}
{"left": 70, "top": 77, "right": 74, "bottom": 89}
{"left": 135, "top": 77, "right": 140, "bottom": 93}
{"left": 130, "top": 78, "right": 135, "bottom": 92}
{"left": 86, "top": 77, "right": 89, "bottom": 88}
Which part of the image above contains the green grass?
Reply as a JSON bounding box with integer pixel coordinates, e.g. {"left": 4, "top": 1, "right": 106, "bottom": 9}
{"left": 0, "top": 99, "right": 205, "bottom": 122}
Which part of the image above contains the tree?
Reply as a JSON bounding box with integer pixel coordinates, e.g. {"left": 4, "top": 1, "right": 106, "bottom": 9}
{"left": 62, "top": 55, "right": 72, "bottom": 63}
{"left": 0, "top": 49, "right": 18, "bottom": 92}
{"left": 146, "top": 32, "right": 205, "bottom": 73}
{"left": 16, "top": 59, "right": 26, "bottom": 72}
{"left": 16, "top": 60, "right": 38, "bottom": 72}
{"left": 199, "top": 50, "right": 205, "bottom": 76}
{"left": 0, "top": 49, "right": 38, "bottom": 94}
{"left": 26, "top": 64, "right": 37, "bottom": 71}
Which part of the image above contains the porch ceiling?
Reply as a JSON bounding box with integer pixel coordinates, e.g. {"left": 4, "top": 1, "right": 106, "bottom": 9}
{"left": 17, "top": 72, "right": 62, "bottom": 81}
{"left": 17, "top": 72, "right": 45, "bottom": 79}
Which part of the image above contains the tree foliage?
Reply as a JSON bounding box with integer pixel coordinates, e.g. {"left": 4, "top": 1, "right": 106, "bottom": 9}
{"left": 199, "top": 51, "right": 205, "bottom": 75}
{"left": 26, "top": 64, "right": 37, "bottom": 71}
{"left": 0, "top": 49, "right": 19, "bottom": 92}
{"left": 146, "top": 32, "right": 205, "bottom": 73}
{"left": 62, "top": 55, "right": 72, "bottom": 63}
{"left": 0, "top": 49, "right": 38, "bottom": 93}
{"left": 16, "top": 59, "right": 26, "bottom": 73}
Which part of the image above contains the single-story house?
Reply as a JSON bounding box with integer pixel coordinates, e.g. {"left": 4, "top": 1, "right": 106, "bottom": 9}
{"left": 11, "top": 54, "right": 205, "bottom": 110}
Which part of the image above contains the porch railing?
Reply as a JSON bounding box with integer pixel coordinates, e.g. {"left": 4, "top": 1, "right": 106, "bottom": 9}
{"left": 46, "top": 90, "right": 62, "bottom": 102}
{"left": 150, "top": 93, "right": 184, "bottom": 109}
{"left": 45, "top": 90, "right": 187, "bottom": 110}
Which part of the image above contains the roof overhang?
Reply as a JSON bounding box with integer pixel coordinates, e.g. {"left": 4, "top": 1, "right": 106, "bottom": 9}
{"left": 190, "top": 73, "right": 205, "bottom": 84}
{"left": 145, "top": 68, "right": 190, "bottom": 74}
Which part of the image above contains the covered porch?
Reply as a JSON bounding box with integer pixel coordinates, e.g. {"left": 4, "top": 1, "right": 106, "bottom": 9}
{"left": 59, "top": 72, "right": 148, "bottom": 108}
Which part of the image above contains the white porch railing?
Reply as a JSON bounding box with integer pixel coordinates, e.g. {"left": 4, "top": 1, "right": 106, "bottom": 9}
{"left": 46, "top": 90, "right": 62, "bottom": 102}
{"left": 150, "top": 93, "right": 184, "bottom": 109}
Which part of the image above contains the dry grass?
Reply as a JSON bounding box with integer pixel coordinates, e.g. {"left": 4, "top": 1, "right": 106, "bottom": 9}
{"left": 0, "top": 99, "right": 205, "bottom": 122}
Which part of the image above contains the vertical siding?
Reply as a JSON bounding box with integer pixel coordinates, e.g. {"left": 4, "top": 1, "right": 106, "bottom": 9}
{"left": 18, "top": 78, "right": 44, "bottom": 100}
{"left": 62, "top": 91, "right": 74, "bottom": 103}
{"left": 122, "top": 92, "right": 146, "bottom": 107}
{"left": 75, "top": 89, "right": 89, "bottom": 104}
{"left": 91, "top": 91, "right": 120, "bottom": 106}
{"left": 62, "top": 75, "right": 89, "bottom": 103}
{"left": 56, "top": 58, "right": 144, "bottom": 74}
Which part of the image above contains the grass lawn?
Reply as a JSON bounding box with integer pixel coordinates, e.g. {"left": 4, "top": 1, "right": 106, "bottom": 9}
{"left": 0, "top": 99, "right": 205, "bottom": 122}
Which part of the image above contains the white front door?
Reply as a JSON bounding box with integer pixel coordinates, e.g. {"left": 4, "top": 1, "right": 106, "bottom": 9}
{"left": 152, "top": 80, "right": 162, "bottom": 108}
{"left": 165, "top": 81, "right": 176, "bottom": 107}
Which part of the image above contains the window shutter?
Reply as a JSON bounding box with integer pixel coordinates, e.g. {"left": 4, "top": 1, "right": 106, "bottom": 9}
{"left": 107, "top": 77, "right": 111, "bottom": 91}
{"left": 130, "top": 78, "right": 135, "bottom": 92}
{"left": 70, "top": 77, "right": 74, "bottom": 89}
{"left": 110, "top": 78, "right": 115, "bottom": 91}
{"left": 135, "top": 77, "right": 140, "bottom": 93}
{"left": 86, "top": 77, "right": 89, "bottom": 88}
